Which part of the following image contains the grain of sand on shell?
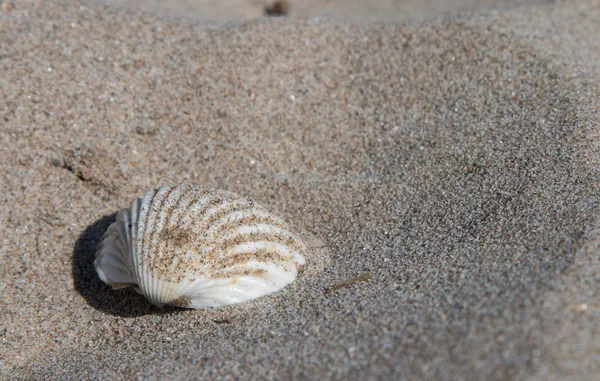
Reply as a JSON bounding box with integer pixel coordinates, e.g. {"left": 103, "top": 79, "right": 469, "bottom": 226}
{"left": 1, "top": 0, "right": 600, "bottom": 379}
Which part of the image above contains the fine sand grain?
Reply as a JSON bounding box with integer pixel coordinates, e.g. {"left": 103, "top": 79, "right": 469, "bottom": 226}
{"left": 1, "top": 0, "right": 599, "bottom": 379}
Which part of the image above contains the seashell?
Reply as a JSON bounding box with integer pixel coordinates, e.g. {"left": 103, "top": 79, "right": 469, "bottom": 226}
{"left": 94, "top": 184, "right": 306, "bottom": 309}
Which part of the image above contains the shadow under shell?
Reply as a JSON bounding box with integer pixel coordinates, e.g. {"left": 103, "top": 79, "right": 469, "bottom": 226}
{"left": 71, "top": 212, "right": 187, "bottom": 317}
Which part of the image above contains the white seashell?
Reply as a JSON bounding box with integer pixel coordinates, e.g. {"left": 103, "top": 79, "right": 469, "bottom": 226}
{"left": 94, "top": 184, "right": 306, "bottom": 309}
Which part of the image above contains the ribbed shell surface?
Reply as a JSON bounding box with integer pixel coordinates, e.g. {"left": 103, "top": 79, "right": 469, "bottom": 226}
{"left": 94, "top": 184, "right": 306, "bottom": 308}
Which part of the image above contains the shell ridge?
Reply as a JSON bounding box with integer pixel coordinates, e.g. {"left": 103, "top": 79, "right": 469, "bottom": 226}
{"left": 136, "top": 192, "right": 153, "bottom": 303}
{"left": 129, "top": 197, "right": 142, "bottom": 285}
{"left": 150, "top": 185, "right": 181, "bottom": 305}
{"left": 134, "top": 193, "right": 150, "bottom": 300}
{"left": 138, "top": 187, "right": 162, "bottom": 305}
{"left": 198, "top": 199, "right": 253, "bottom": 233}
{"left": 161, "top": 184, "right": 197, "bottom": 305}
{"left": 199, "top": 210, "right": 301, "bottom": 266}
{"left": 160, "top": 189, "right": 221, "bottom": 288}
{"left": 165, "top": 183, "right": 197, "bottom": 229}
{"left": 116, "top": 209, "right": 134, "bottom": 274}
{"left": 178, "top": 192, "right": 232, "bottom": 232}
{"left": 232, "top": 240, "right": 304, "bottom": 264}
{"left": 155, "top": 184, "right": 193, "bottom": 305}
{"left": 217, "top": 224, "right": 302, "bottom": 253}
{"left": 94, "top": 246, "right": 136, "bottom": 288}
{"left": 173, "top": 195, "right": 217, "bottom": 240}
{"left": 98, "top": 247, "right": 132, "bottom": 273}
{"left": 158, "top": 184, "right": 207, "bottom": 303}
{"left": 149, "top": 185, "right": 183, "bottom": 261}
{"left": 154, "top": 190, "right": 224, "bottom": 291}
{"left": 207, "top": 209, "right": 287, "bottom": 238}
{"left": 203, "top": 247, "right": 288, "bottom": 272}
{"left": 146, "top": 185, "right": 176, "bottom": 305}
{"left": 93, "top": 208, "right": 137, "bottom": 289}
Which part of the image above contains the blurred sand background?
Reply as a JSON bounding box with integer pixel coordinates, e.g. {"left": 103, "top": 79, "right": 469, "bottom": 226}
{"left": 1, "top": 0, "right": 599, "bottom": 379}
{"left": 88, "top": 0, "right": 550, "bottom": 23}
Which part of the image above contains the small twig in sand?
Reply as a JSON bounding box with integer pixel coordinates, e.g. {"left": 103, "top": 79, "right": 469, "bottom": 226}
{"left": 327, "top": 273, "right": 372, "bottom": 292}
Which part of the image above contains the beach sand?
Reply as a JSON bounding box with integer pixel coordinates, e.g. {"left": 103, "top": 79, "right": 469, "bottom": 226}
{"left": 1, "top": 0, "right": 599, "bottom": 379}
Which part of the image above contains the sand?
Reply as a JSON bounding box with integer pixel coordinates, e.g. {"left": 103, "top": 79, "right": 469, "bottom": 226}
{"left": 1, "top": 0, "right": 599, "bottom": 379}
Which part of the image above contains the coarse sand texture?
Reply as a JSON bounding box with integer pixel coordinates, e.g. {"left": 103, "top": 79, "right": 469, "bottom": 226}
{"left": 1, "top": 0, "right": 599, "bottom": 380}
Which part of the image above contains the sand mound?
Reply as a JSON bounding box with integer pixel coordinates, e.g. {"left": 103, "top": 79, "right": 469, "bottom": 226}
{"left": 1, "top": 0, "right": 599, "bottom": 379}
